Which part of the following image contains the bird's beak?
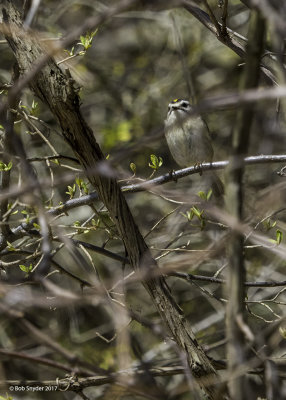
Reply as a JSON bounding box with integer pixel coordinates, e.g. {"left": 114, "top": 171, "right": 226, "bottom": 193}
{"left": 169, "top": 105, "right": 180, "bottom": 112}
{"left": 169, "top": 105, "right": 183, "bottom": 113}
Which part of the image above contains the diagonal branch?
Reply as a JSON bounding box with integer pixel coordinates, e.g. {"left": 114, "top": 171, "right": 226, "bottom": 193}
{"left": 182, "top": 0, "right": 276, "bottom": 84}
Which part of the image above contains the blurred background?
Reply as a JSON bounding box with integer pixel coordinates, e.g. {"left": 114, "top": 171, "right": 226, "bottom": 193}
{"left": 1, "top": 1, "right": 286, "bottom": 399}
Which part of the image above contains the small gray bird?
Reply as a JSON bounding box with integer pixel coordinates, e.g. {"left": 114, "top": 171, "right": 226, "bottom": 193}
{"left": 164, "top": 99, "right": 224, "bottom": 197}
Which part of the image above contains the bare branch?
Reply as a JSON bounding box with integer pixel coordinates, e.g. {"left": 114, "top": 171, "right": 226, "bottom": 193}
{"left": 225, "top": 9, "right": 266, "bottom": 398}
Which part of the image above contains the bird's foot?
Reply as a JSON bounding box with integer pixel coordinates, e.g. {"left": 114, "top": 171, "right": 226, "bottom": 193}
{"left": 169, "top": 169, "right": 177, "bottom": 182}
{"left": 194, "top": 162, "right": 203, "bottom": 176}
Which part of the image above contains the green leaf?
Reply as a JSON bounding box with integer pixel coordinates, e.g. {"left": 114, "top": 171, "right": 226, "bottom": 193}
{"left": 279, "top": 326, "right": 286, "bottom": 339}
{"left": 66, "top": 184, "right": 76, "bottom": 198}
{"left": 0, "top": 161, "right": 12, "bottom": 171}
{"left": 198, "top": 189, "right": 212, "bottom": 201}
{"left": 148, "top": 154, "right": 163, "bottom": 170}
{"left": 263, "top": 218, "right": 277, "bottom": 231}
{"left": 276, "top": 229, "right": 283, "bottom": 245}
{"left": 19, "top": 264, "right": 33, "bottom": 274}
{"left": 73, "top": 220, "right": 85, "bottom": 234}
{"left": 79, "top": 30, "right": 98, "bottom": 51}
{"left": 206, "top": 188, "right": 213, "bottom": 200}
{"left": 80, "top": 35, "right": 86, "bottom": 46}
{"left": 75, "top": 177, "right": 82, "bottom": 187}
{"left": 197, "top": 191, "right": 207, "bottom": 200}
{"left": 181, "top": 210, "right": 194, "bottom": 221}
{"left": 6, "top": 241, "right": 16, "bottom": 251}
{"left": 91, "top": 218, "right": 100, "bottom": 227}
{"left": 75, "top": 178, "right": 89, "bottom": 194}
{"left": 64, "top": 46, "right": 75, "bottom": 56}
{"left": 31, "top": 100, "right": 38, "bottom": 113}
{"left": 130, "top": 162, "right": 136, "bottom": 174}
{"left": 81, "top": 181, "right": 89, "bottom": 194}
{"left": 269, "top": 229, "right": 283, "bottom": 245}
{"left": 0, "top": 394, "right": 13, "bottom": 400}
{"left": 21, "top": 210, "right": 30, "bottom": 223}
{"left": 191, "top": 206, "right": 203, "bottom": 219}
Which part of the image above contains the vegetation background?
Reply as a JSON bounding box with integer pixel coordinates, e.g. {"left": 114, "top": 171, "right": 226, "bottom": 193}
{"left": 0, "top": 1, "right": 286, "bottom": 399}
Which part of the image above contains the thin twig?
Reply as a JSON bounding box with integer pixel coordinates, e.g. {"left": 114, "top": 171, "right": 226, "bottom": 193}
{"left": 203, "top": 0, "right": 221, "bottom": 35}
{"left": 221, "top": 0, "right": 228, "bottom": 37}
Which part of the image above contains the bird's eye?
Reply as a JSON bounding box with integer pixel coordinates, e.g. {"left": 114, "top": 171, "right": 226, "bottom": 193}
{"left": 181, "top": 102, "right": 188, "bottom": 108}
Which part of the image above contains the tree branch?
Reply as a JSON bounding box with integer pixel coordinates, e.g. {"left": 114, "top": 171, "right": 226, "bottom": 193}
{"left": 1, "top": 153, "right": 286, "bottom": 251}
{"left": 182, "top": 0, "right": 276, "bottom": 84}
{"left": 225, "top": 8, "right": 266, "bottom": 399}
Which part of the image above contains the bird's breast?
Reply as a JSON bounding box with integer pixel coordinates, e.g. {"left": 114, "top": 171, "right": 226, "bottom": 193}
{"left": 165, "top": 117, "right": 213, "bottom": 167}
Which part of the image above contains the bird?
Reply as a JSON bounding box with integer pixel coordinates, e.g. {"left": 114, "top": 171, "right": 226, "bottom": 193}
{"left": 164, "top": 99, "right": 224, "bottom": 198}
